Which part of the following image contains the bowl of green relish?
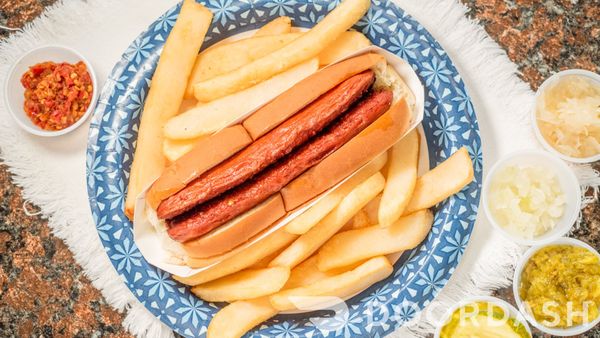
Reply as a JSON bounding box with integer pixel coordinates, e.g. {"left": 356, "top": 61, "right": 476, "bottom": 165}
{"left": 514, "top": 237, "right": 600, "bottom": 336}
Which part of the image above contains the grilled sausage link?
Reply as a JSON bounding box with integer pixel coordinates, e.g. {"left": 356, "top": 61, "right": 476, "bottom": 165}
{"left": 167, "top": 90, "right": 393, "bottom": 243}
{"left": 157, "top": 71, "right": 376, "bottom": 220}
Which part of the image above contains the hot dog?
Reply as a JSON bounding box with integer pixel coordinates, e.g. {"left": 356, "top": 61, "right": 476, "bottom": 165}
{"left": 157, "top": 71, "right": 375, "bottom": 220}
{"left": 147, "top": 52, "right": 413, "bottom": 258}
{"left": 167, "top": 90, "right": 393, "bottom": 242}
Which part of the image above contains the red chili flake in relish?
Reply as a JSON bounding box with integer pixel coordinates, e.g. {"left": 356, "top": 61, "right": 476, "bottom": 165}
{"left": 20, "top": 61, "right": 93, "bottom": 131}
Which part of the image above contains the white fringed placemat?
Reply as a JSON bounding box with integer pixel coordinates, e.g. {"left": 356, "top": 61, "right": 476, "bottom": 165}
{"left": 0, "top": 1, "right": 597, "bottom": 337}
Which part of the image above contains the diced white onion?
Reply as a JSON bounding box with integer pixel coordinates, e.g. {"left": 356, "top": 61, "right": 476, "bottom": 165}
{"left": 488, "top": 165, "right": 565, "bottom": 239}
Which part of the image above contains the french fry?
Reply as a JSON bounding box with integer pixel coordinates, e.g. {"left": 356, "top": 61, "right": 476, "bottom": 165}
{"left": 169, "top": 58, "right": 318, "bottom": 140}
{"left": 174, "top": 228, "right": 297, "bottom": 286}
{"left": 249, "top": 246, "right": 288, "bottom": 269}
{"left": 362, "top": 193, "right": 381, "bottom": 225}
{"left": 254, "top": 17, "right": 292, "bottom": 36}
{"left": 404, "top": 147, "right": 474, "bottom": 214}
{"left": 318, "top": 30, "right": 371, "bottom": 66}
{"left": 284, "top": 256, "right": 335, "bottom": 289}
{"left": 124, "top": 0, "right": 212, "bottom": 219}
{"left": 284, "top": 255, "right": 362, "bottom": 289}
{"left": 317, "top": 210, "right": 433, "bottom": 271}
{"left": 269, "top": 172, "right": 385, "bottom": 268}
{"left": 162, "top": 99, "right": 203, "bottom": 161}
{"left": 207, "top": 297, "right": 277, "bottom": 338}
{"left": 350, "top": 209, "right": 371, "bottom": 229}
{"left": 185, "top": 33, "right": 301, "bottom": 98}
{"left": 162, "top": 136, "right": 205, "bottom": 162}
{"left": 191, "top": 267, "right": 290, "bottom": 302}
{"left": 177, "top": 98, "right": 198, "bottom": 114}
{"left": 193, "top": 0, "right": 371, "bottom": 102}
{"left": 284, "top": 152, "right": 387, "bottom": 235}
{"left": 378, "top": 130, "right": 419, "bottom": 226}
{"left": 269, "top": 256, "right": 393, "bottom": 311}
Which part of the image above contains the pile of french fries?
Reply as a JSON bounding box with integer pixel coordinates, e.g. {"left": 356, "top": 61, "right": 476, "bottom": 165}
{"left": 123, "top": 0, "right": 476, "bottom": 336}
{"left": 175, "top": 134, "right": 473, "bottom": 338}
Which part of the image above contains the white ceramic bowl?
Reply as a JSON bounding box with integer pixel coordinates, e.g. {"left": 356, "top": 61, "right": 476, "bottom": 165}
{"left": 532, "top": 69, "right": 600, "bottom": 163}
{"left": 482, "top": 150, "right": 581, "bottom": 246}
{"left": 3, "top": 45, "right": 98, "bottom": 137}
{"left": 434, "top": 296, "right": 532, "bottom": 338}
{"left": 513, "top": 237, "right": 600, "bottom": 336}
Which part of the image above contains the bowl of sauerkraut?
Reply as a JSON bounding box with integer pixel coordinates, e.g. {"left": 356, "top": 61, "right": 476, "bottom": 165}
{"left": 533, "top": 69, "right": 600, "bottom": 163}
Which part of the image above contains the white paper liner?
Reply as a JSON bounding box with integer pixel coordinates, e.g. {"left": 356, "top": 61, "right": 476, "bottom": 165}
{"left": 133, "top": 45, "right": 425, "bottom": 278}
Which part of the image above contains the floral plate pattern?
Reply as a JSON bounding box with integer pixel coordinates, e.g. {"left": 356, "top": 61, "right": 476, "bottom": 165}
{"left": 86, "top": 1, "right": 482, "bottom": 337}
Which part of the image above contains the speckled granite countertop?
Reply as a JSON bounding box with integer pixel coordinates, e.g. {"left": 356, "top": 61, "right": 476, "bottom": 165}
{"left": 0, "top": 1, "right": 598, "bottom": 337}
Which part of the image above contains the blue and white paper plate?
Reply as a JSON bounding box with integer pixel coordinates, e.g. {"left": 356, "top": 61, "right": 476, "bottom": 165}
{"left": 86, "top": 1, "right": 482, "bottom": 337}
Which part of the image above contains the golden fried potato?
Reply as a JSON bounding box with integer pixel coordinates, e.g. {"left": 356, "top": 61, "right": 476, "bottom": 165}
{"left": 191, "top": 267, "right": 290, "bottom": 302}
{"left": 318, "top": 30, "right": 371, "bottom": 66}
{"left": 317, "top": 210, "right": 433, "bottom": 271}
{"left": 284, "top": 152, "right": 387, "bottom": 235}
{"left": 185, "top": 33, "right": 301, "bottom": 98}
{"left": 378, "top": 130, "right": 419, "bottom": 226}
{"left": 207, "top": 297, "right": 277, "bottom": 338}
{"left": 254, "top": 16, "right": 292, "bottom": 36}
{"left": 269, "top": 256, "right": 392, "bottom": 311}
{"left": 404, "top": 147, "right": 473, "bottom": 214}
{"left": 125, "top": 0, "right": 212, "bottom": 218}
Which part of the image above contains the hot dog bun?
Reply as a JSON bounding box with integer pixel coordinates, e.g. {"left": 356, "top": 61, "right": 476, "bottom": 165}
{"left": 147, "top": 125, "right": 252, "bottom": 209}
{"left": 183, "top": 194, "right": 286, "bottom": 258}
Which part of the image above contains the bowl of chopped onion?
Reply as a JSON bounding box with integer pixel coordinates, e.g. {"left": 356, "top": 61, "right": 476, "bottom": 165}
{"left": 532, "top": 69, "right": 600, "bottom": 163}
{"left": 482, "top": 150, "right": 581, "bottom": 246}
